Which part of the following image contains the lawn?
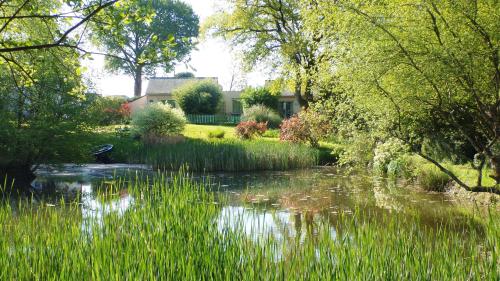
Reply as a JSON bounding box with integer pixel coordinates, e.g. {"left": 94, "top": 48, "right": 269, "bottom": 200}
{"left": 183, "top": 124, "right": 237, "bottom": 139}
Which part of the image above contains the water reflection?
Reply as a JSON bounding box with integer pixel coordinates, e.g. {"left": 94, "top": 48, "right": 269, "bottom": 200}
{"left": 80, "top": 184, "right": 134, "bottom": 236}
{"left": 10, "top": 165, "right": 487, "bottom": 241}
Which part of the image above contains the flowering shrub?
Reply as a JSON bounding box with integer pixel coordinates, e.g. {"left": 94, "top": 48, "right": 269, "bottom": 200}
{"left": 373, "top": 138, "right": 408, "bottom": 174}
{"left": 279, "top": 116, "right": 310, "bottom": 144}
{"left": 279, "top": 110, "right": 333, "bottom": 147}
{"left": 235, "top": 121, "right": 267, "bottom": 139}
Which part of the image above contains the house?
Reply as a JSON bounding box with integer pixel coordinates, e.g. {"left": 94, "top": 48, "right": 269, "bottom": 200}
{"left": 128, "top": 77, "right": 300, "bottom": 118}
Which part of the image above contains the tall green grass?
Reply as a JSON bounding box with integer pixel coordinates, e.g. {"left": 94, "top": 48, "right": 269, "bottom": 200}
{"left": 0, "top": 173, "right": 498, "bottom": 280}
{"left": 128, "top": 139, "right": 319, "bottom": 171}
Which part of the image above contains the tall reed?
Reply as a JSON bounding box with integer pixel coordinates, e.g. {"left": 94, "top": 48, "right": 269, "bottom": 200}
{"left": 128, "top": 139, "right": 319, "bottom": 171}
{"left": 0, "top": 173, "right": 497, "bottom": 280}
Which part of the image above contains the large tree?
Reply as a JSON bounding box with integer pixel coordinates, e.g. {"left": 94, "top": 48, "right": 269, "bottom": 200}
{"left": 91, "top": 0, "right": 199, "bottom": 97}
{"left": 0, "top": 0, "right": 117, "bottom": 55}
{"left": 205, "top": 0, "right": 327, "bottom": 108}
{"left": 0, "top": 0, "right": 112, "bottom": 188}
{"left": 310, "top": 0, "right": 499, "bottom": 192}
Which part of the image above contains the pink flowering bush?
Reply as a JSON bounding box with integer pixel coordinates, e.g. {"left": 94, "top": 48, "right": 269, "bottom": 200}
{"left": 235, "top": 121, "right": 268, "bottom": 139}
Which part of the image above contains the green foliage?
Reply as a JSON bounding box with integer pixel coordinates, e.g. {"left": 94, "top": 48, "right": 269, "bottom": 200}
{"left": 174, "top": 80, "right": 223, "bottom": 114}
{"left": 373, "top": 138, "right": 408, "bottom": 174}
{"left": 0, "top": 173, "right": 497, "bottom": 279}
{"left": 416, "top": 164, "right": 451, "bottom": 192}
{"left": 0, "top": 46, "right": 92, "bottom": 177}
{"left": 88, "top": 96, "right": 130, "bottom": 126}
{"left": 262, "top": 129, "right": 279, "bottom": 138}
{"left": 207, "top": 129, "right": 225, "bottom": 139}
{"left": 91, "top": 0, "right": 199, "bottom": 96}
{"left": 131, "top": 103, "right": 186, "bottom": 138}
{"left": 128, "top": 138, "right": 318, "bottom": 171}
{"left": 240, "top": 87, "right": 279, "bottom": 109}
{"left": 204, "top": 0, "right": 321, "bottom": 106}
{"left": 241, "top": 105, "right": 282, "bottom": 129}
{"left": 308, "top": 0, "right": 500, "bottom": 189}
{"left": 174, "top": 72, "right": 195, "bottom": 78}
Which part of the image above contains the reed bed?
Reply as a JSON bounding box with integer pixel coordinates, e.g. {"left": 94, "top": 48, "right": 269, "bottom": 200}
{"left": 0, "top": 173, "right": 498, "bottom": 280}
{"left": 128, "top": 139, "right": 319, "bottom": 171}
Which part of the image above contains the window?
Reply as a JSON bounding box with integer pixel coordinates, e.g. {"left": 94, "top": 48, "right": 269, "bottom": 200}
{"left": 279, "top": 101, "right": 293, "bottom": 118}
{"left": 149, "top": 100, "right": 154, "bottom": 103}
{"left": 232, "top": 99, "right": 243, "bottom": 115}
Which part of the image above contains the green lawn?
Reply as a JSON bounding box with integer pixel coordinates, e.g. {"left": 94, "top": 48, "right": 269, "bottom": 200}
{"left": 183, "top": 124, "right": 237, "bottom": 139}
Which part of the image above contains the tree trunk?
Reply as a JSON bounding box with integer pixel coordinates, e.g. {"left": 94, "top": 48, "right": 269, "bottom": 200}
{"left": 133, "top": 65, "right": 143, "bottom": 98}
{"left": 294, "top": 74, "right": 308, "bottom": 109}
{"left": 490, "top": 155, "right": 500, "bottom": 185}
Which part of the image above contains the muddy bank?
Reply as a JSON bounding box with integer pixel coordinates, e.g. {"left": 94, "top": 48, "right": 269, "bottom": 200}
{"left": 446, "top": 184, "right": 499, "bottom": 211}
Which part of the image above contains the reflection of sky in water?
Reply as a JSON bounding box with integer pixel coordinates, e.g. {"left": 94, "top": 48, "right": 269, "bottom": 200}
{"left": 218, "top": 206, "right": 337, "bottom": 244}
{"left": 80, "top": 184, "right": 134, "bottom": 237}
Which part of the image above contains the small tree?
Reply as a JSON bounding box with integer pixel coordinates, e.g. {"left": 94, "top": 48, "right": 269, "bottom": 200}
{"left": 240, "top": 87, "right": 279, "bottom": 110}
{"left": 173, "top": 81, "right": 222, "bottom": 114}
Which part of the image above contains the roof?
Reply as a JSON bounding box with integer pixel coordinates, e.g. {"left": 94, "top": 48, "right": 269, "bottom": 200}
{"left": 145, "top": 77, "right": 218, "bottom": 95}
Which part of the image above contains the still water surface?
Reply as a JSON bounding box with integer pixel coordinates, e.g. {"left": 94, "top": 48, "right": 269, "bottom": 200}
{"left": 13, "top": 164, "right": 484, "bottom": 241}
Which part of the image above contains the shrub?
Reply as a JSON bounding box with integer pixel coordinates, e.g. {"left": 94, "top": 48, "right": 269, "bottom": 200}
{"left": 279, "top": 116, "right": 309, "bottom": 143}
{"left": 242, "top": 105, "right": 282, "bottom": 129}
{"left": 279, "top": 110, "right": 332, "bottom": 147}
{"left": 373, "top": 138, "right": 408, "bottom": 174}
{"left": 131, "top": 103, "right": 186, "bottom": 138}
{"left": 235, "top": 121, "right": 267, "bottom": 139}
{"left": 207, "top": 129, "right": 225, "bottom": 139}
{"left": 174, "top": 80, "right": 222, "bottom": 114}
{"left": 174, "top": 72, "right": 195, "bottom": 78}
{"left": 90, "top": 96, "right": 130, "bottom": 125}
{"left": 240, "top": 87, "right": 279, "bottom": 109}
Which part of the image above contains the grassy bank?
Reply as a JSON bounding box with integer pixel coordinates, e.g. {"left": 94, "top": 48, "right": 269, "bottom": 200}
{"left": 76, "top": 125, "right": 320, "bottom": 172}
{"left": 0, "top": 173, "right": 497, "bottom": 280}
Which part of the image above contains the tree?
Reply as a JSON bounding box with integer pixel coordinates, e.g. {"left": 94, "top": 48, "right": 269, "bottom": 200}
{"left": 91, "top": 0, "right": 199, "bottom": 97}
{"left": 205, "top": 0, "right": 327, "bottom": 108}
{"left": 240, "top": 87, "right": 279, "bottom": 109}
{"left": 0, "top": 47, "right": 93, "bottom": 188}
{"left": 173, "top": 80, "right": 222, "bottom": 114}
{"left": 311, "top": 0, "right": 499, "bottom": 192}
{"left": 0, "top": 0, "right": 117, "bottom": 55}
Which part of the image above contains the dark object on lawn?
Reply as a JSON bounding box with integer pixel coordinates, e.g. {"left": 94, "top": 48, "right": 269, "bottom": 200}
{"left": 93, "top": 144, "right": 114, "bottom": 164}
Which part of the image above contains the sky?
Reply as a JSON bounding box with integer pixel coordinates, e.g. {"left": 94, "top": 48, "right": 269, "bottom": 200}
{"left": 84, "top": 0, "right": 267, "bottom": 97}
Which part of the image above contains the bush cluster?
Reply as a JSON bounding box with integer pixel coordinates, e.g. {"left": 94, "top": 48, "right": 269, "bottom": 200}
{"left": 173, "top": 81, "right": 222, "bottom": 114}
{"left": 235, "top": 121, "right": 267, "bottom": 139}
{"left": 240, "top": 87, "right": 279, "bottom": 109}
{"left": 131, "top": 103, "right": 186, "bottom": 139}
{"left": 242, "top": 105, "right": 282, "bottom": 129}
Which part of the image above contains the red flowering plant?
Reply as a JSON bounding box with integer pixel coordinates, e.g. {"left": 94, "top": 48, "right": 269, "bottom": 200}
{"left": 279, "top": 110, "right": 332, "bottom": 147}
{"left": 235, "top": 121, "right": 268, "bottom": 139}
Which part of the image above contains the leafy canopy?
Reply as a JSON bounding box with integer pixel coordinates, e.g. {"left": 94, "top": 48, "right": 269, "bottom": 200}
{"left": 173, "top": 80, "right": 223, "bottom": 115}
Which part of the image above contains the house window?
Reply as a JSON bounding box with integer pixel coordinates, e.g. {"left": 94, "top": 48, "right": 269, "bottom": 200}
{"left": 149, "top": 100, "right": 154, "bottom": 103}
{"left": 279, "top": 101, "right": 293, "bottom": 118}
{"left": 232, "top": 99, "right": 242, "bottom": 115}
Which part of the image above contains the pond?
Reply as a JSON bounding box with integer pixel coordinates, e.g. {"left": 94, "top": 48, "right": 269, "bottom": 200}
{"left": 7, "top": 164, "right": 485, "bottom": 241}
